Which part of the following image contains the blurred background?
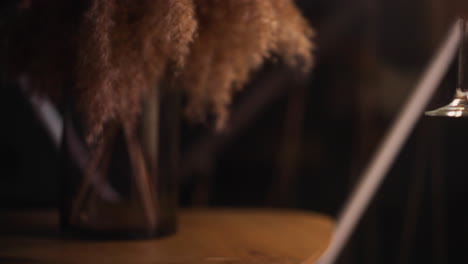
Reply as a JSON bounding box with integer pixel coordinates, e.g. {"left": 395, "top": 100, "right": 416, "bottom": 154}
{"left": 2, "top": 0, "right": 468, "bottom": 263}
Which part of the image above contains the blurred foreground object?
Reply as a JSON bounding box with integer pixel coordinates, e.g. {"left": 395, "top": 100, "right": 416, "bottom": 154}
{"left": 314, "top": 19, "right": 460, "bottom": 264}
{"left": 426, "top": 17, "right": 468, "bottom": 117}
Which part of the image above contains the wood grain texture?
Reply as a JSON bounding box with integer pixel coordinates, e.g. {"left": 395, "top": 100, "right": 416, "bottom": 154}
{"left": 0, "top": 208, "right": 333, "bottom": 264}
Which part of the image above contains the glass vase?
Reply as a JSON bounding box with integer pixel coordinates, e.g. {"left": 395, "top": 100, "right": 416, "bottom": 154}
{"left": 59, "top": 88, "right": 180, "bottom": 239}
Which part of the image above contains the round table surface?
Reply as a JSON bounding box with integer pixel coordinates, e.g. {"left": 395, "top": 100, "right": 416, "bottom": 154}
{"left": 0, "top": 208, "right": 334, "bottom": 264}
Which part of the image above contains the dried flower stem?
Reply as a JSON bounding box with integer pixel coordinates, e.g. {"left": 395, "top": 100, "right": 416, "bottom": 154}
{"left": 70, "top": 119, "right": 158, "bottom": 230}
{"left": 123, "top": 120, "right": 158, "bottom": 230}
{"left": 70, "top": 125, "right": 117, "bottom": 225}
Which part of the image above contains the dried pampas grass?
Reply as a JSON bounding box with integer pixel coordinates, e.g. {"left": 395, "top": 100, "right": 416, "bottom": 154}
{"left": 3, "top": 0, "right": 314, "bottom": 145}
{"left": 179, "top": 0, "right": 276, "bottom": 129}
{"left": 75, "top": 0, "right": 197, "bottom": 144}
{"left": 180, "top": 0, "right": 314, "bottom": 129}
{"left": 270, "top": 0, "right": 315, "bottom": 70}
{"left": 1, "top": 0, "right": 314, "bottom": 229}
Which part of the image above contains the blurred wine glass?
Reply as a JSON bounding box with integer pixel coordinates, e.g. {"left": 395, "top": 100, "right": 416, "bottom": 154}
{"left": 426, "top": 17, "right": 468, "bottom": 117}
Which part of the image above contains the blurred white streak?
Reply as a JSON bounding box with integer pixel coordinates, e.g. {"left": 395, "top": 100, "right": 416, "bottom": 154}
{"left": 19, "top": 76, "right": 120, "bottom": 202}
{"left": 307, "top": 19, "right": 461, "bottom": 264}
{"left": 18, "top": 76, "right": 63, "bottom": 148}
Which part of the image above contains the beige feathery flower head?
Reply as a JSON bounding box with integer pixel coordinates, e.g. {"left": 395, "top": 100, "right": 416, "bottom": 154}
{"left": 75, "top": 0, "right": 197, "bottom": 145}
{"left": 180, "top": 0, "right": 314, "bottom": 130}
{"left": 4, "top": 0, "right": 313, "bottom": 146}
{"left": 270, "top": 0, "right": 315, "bottom": 71}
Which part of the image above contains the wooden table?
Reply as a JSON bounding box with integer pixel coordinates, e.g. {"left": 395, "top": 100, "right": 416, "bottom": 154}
{"left": 0, "top": 208, "right": 334, "bottom": 264}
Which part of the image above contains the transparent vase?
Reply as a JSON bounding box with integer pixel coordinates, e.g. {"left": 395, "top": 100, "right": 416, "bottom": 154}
{"left": 59, "top": 88, "right": 180, "bottom": 239}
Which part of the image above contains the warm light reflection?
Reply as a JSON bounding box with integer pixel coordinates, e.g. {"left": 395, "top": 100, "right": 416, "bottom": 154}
{"left": 446, "top": 110, "right": 463, "bottom": 117}
{"left": 450, "top": 99, "right": 461, "bottom": 106}
{"left": 425, "top": 89, "right": 468, "bottom": 117}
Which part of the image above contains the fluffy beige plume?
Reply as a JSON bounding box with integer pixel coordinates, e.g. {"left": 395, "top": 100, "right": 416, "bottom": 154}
{"left": 180, "top": 0, "right": 314, "bottom": 129}
{"left": 76, "top": 0, "right": 197, "bottom": 144}
{"left": 3, "top": 0, "right": 313, "bottom": 144}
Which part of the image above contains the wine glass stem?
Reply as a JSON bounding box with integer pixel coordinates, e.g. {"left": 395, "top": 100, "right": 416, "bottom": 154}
{"left": 458, "top": 17, "right": 466, "bottom": 92}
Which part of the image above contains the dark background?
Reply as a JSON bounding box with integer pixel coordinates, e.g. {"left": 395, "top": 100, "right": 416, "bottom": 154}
{"left": 2, "top": 0, "right": 468, "bottom": 263}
